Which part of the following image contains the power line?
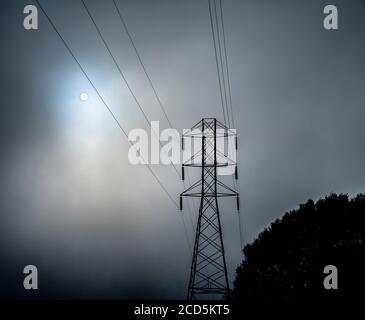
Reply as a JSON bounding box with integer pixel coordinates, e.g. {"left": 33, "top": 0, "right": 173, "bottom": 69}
{"left": 112, "top": 0, "right": 173, "bottom": 129}
{"left": 35, "top": 0, "right": 179, "bottom": 209}
{"left": 213, "top": 0, "right": 231, "bottom": 129}
{"left": 80, "top": 0, "right": 195, "bottom": 243}
{"left": 36, "top": 0, "right": 194, "bottom": 257}
{"left": 111, "top": 0, "right": 198, "bottom": 234}
{"left": 81, "top": 0, "right": 185, "bottom": 183}
{"left": 219, "top": 0, "right": 235, "bottom": 130}
{"left": 80, "top": 0, "right": 150, "bottom": 129}
{"left": 212, "top": 0, "right": 236, "bottom": 191}
{"left": 208, "top": 0, "right": 227, "bottom": 127}
{"left": 217, "top": 0, "right": 239, "bottom": 192}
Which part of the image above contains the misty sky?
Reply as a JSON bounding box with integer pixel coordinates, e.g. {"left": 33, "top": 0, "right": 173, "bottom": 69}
{"left": 0, "top": 0, "right": 365, "bottom": 299}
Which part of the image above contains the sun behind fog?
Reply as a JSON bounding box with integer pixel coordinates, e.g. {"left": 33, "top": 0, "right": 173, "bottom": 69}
{"left": 80, "top": 93, "right": 89, "bottom": 101}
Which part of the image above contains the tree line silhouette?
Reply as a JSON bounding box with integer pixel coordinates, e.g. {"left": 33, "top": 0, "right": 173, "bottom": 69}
{"left": 230, "top": 194, "right": 365, "bottom": 306}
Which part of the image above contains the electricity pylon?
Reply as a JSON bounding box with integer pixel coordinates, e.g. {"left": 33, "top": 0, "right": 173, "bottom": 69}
{"left": 180, "top": 118, "right": 239, "bottom": 300}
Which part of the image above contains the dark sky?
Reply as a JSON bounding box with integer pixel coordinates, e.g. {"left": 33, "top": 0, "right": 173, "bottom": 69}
{"left": 0, "top": 0, "right": 365, "bottom": 299}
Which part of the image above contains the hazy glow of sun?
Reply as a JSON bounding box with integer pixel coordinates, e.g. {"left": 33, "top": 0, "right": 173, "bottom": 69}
{"left": 80, "top": 93, "right": 89, "bottom": 101}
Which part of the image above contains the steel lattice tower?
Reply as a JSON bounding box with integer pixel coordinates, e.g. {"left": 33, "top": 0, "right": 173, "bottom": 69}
{"left": 180, "top": 118, "right": 239, "bottom": 300}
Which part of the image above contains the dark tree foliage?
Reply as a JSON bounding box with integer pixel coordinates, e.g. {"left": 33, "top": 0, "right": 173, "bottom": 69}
{"left": 230, "top": 194, "right": 365, "bottom": 305}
